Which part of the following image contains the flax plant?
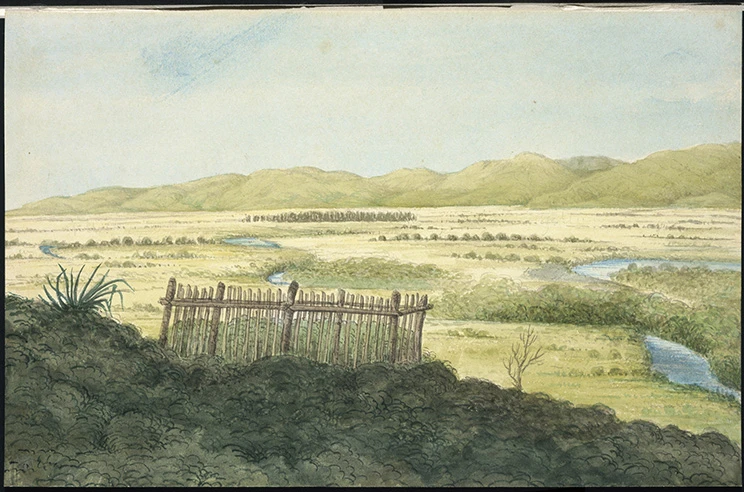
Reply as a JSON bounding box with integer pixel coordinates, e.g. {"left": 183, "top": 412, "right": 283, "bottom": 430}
{"left": 39, "top": 263, "right": 133, "bottom": 316}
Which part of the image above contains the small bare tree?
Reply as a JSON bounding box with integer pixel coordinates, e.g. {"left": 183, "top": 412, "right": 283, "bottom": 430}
{"left": 503, "top": 326, "right": 544, "bottom": 391}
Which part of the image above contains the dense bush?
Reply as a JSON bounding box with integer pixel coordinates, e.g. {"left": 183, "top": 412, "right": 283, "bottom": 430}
{"left": 5, "top": 295, "right": 741, "bottom": 487}
{"left": 612, "top": 265, "right": 741, "bottom": 310}
{"left": 260, "top": 256, "right": 447, "bottom": 291}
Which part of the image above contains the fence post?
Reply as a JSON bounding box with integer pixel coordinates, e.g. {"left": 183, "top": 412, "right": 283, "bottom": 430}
{"left": 159, "top": 277, "right": 177, "bottom": 347}
{"left": 207, "top": 282, "right": 226, "bottom": 356}
{"left": 332, "top": 289, "right": 346, "bottom": 364}
{"left": 281, "top": 281, "right": 299, "bottom": 353}
{"left": 389, "top": 291, "right": 401, "bottom": 364}
{"left": 414, "top": 295, "right": 428, "bottom": 362}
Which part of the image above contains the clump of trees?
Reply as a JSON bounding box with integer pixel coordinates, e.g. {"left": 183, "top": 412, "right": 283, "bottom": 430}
{"left": 245, "top": 210, "right": 417, "bottom": 223}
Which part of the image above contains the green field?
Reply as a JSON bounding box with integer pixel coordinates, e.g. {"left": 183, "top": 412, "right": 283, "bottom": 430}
{"left": 4, "top": 206, "right": 741, "bottom": 442}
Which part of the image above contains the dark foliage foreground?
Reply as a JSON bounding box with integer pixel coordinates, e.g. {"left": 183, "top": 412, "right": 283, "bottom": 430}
{"left": 4, "top": 294, "right": 742, "bottom": 487}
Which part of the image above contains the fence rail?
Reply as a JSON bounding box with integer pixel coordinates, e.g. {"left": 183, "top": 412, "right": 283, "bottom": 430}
{"left": 158, "top": 277, "right": 432, "bottom": 367}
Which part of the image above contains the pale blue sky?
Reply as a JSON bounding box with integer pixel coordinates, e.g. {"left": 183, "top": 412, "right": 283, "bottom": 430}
{"left": 5, "top": 7, "right": 742, "bottom": 210}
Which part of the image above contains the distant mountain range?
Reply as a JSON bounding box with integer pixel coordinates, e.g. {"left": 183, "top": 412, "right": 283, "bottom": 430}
{"left": 8, "top": 143, "right": 741, "bottom": 215}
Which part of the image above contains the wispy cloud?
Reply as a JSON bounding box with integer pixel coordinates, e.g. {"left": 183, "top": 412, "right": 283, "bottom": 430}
{"left": 141, "top": 12, "right": 294, "bottom": 98}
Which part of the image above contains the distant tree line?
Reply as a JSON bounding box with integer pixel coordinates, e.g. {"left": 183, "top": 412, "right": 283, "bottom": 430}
{"left": 244, "top": 210, "right": 417, "bottom": 223}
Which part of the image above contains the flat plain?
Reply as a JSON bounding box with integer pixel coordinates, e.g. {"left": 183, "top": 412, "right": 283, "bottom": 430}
{"left": 4, "top": 206, "right": 741, "bottom": 441}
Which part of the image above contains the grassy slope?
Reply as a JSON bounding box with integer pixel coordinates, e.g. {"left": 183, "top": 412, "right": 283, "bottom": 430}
{"left": 7, "top": 143, "right": 741, "bottom": 215}
{"left": 433, "top": 153, "right": 578, "bottom": 206}
{"left": 5, "top": 295, "right": 742, "bottom": 487}
{"left": 531, "top": 143, "right": 742, "bottom": 208}
{"left": 12, "top": 187, "right": 149, "bottom": 215}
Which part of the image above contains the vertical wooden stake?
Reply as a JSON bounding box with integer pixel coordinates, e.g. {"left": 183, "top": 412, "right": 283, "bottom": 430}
{"left": 389, "top": 291, "right": 401, "bottom": 364}
{"left": 207, "top": 282, "right": 226, "bottom": 356}
{"left": 415, "top": 295, "right": 428, "bottom": 362}
{"left": 159, "top": 277, "right": 177, "bottom": 347}
{"left": 332, "top": 289, "right": 346, "bottom": 364}
{"left": 281, "top": 281, "right": 299, "bottom": 353}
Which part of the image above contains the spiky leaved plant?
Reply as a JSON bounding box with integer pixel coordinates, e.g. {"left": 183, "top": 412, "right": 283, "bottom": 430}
{"left": 39, "top": 263, "right": 133, "bottom": 316}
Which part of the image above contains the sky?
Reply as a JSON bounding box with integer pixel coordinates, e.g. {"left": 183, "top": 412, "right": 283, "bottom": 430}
{"left": 4, "top": 6, "right": 742, "bottom": 210}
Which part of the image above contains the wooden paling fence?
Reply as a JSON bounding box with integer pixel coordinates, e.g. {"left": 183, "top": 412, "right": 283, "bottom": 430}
{"left": 158, "top": 277, "right": 432, "bottom": 367}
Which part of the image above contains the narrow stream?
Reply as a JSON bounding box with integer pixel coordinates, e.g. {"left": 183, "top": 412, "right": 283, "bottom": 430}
{"left": 223, "top": 237, "right": 281, "bottom": 248}
{"left": 39, "top": 245, "right": 64, "bottom": 259}
{"left": 267, "top": 272, "right": 290, "bottom": 286}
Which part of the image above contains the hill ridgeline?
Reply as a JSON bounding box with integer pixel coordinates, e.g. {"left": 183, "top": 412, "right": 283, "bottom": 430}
{"left": 8, "top": 143, "right": 741, "bottom": 215}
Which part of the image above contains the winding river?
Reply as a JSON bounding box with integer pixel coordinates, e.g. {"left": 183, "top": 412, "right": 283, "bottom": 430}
{"left": 228, "top": 241, "right": 742, "bottom": 400}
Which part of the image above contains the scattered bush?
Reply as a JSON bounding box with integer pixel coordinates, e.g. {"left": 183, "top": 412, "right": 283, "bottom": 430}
{"left": 75, "top": 253, "right": 103, "bottom": 260}
{"left": 591, "top": 366, "right": 606, "bottom": 376}
{"left": 447, "top": 327, "right": 493, "bottom": 338}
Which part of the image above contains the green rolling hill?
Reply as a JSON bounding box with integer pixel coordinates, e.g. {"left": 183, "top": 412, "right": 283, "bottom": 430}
{"left": 7, "top": 143, "right": 741, "bottom": 215}
{"left": 530, "top": 143, "right": 741, "bottom": 208}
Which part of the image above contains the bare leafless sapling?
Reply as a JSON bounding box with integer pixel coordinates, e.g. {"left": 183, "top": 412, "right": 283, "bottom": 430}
{"left": 503, "top": 325, "right": 544, "bottom": 391}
